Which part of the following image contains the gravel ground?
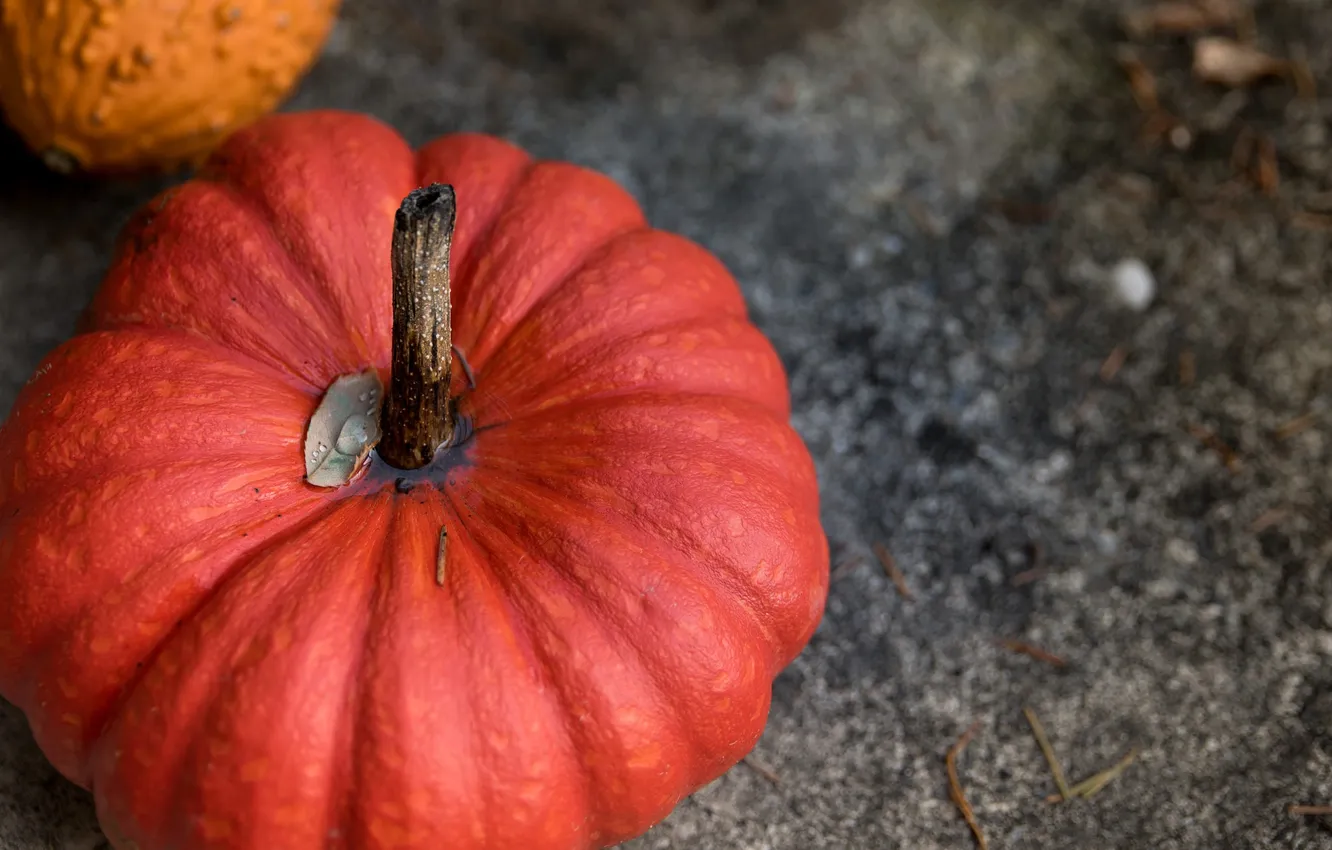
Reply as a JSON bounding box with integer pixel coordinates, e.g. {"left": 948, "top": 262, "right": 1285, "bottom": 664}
{"left": 2, "top": 1, "right": 1331, "bottom": 848}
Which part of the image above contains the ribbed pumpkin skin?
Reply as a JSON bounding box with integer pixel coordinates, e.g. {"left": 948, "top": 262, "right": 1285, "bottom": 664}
{"left": 0, "top": 111, "right": 829, "bottom": 850}
{"left": 0, "top": 0, "right": 338, "bottom": 173}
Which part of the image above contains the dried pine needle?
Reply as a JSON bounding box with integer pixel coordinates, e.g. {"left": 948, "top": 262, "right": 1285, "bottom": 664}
{"left": 874, "top": 543, "right": 913, "bottom": 600}
{"left": 742, "top": 754, "right": 782, "bottom": 786}
{"left": 1023, "top": 707, "right": 1072, "bottom": 801}
{"left": 830, "top": 555, "right": 866, "bottom": 582}
{"left": 1076, "top": 749, "right": 1139, "bottom": 798}
{"left": 1043, "top": 749, "right": 1140, "bottom": 803}
{"left": 946, "top": 721, "right": 988, "bottom": 850}
{"left": 996, "top": 640, "right": 1067, "bottom": 668}
{"left": 1274, "top": 413, "right": 1316, "bottom": 440}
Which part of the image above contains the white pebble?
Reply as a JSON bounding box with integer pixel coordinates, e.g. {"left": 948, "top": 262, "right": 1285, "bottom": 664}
{"left": 1110, "top": 258, "right": 1156, "bottom": 311}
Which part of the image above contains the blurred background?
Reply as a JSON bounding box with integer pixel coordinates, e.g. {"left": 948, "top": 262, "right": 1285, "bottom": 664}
{"left": 2, "top": 1, "right": 1330, "bottom": 848}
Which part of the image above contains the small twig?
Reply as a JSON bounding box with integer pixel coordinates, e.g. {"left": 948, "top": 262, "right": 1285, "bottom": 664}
{"left": 1023, "top": 707, "right": 1072, "bottom": 801}
{"left": 742, "top": 754, "right": 782, "bottom": 786}
{"left": 874, "top": 543, "right": 913, "bottom": 600}
{"left": 1044, "top": 749, "right": 1139, "bottom": 802}
{"left": 1290, "top": 805, "right": 1332, "bottom": 816}
{"left": 946, "top": 721, "right": 988, "bottom": 850}
{"left": 1099, "top": 346, "right": 1128, "bottom": 382}
{"left": 996, "top": 639, "right": 1067, "bottom": 668}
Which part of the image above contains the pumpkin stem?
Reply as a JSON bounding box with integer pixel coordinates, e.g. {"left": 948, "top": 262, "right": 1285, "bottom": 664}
{"left": 379, "top": 184, "right": 457, "bottom": 469}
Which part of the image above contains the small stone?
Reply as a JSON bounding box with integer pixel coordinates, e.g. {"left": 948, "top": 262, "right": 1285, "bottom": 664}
{"left": 1110, "top": 257, "right": 1156, "bottom": 311}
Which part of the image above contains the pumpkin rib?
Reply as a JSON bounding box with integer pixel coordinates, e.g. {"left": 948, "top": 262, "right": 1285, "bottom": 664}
{"left": 340, "top": 500, "right": 482, "bottom": 850}
{"left": 196, "top": 111, "right": 417, "bottom": 366}
{"left": 464, "top": 453, "right": 780, "bottom": 658}
{"left": 463, "top": 455, "right": 783, "bottom": 682}
{"left": 337, "top": 493, "right": 403, "bottom": 847}
{"left": 92, "top": 497, "right": 389, "bottom": 849}
{"left": 0, "top": 328, "right": 320, "bottom": 500}
{"left": 483, "top": 228, "right": 752, "bottom": 357}
{"left": 439, "top": 498, "right": 594, "bottom": 848}
{"left": 3, "top": 468, "right": 330, "bottom": 674}
{"left": 449, "top": 161, "right": 650, "bottom": 373}
{"left": 89, "top": 181, "right": 367, "bottom": 389}
{"left": 453, "top": 470, "right": 777, "bottom": 842}
{"left": 469, "top": 391, "right": 824, "bottom": 655}
{"left": 456, "top": 220, "right": 654, "bottom": 382}
{"left": 456, "top": 473, "right": 723, "bottom": 749}
{"left": 8, "top": 491, "right": 340, "bottom": 782}
{"left": 473, "top": 315, "right": 790, "bottom": 428}
{"left": 425, "top": 488, "right": 605, "bottom": 849}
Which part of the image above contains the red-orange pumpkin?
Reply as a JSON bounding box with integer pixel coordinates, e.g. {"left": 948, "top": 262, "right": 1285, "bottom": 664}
{"left": 0, "top": 110, "right": 828, "bottom": 850}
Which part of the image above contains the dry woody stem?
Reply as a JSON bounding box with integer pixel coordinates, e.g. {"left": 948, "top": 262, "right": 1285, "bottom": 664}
{"left": 380, "top": 184, "right": 458, "bottom": 469}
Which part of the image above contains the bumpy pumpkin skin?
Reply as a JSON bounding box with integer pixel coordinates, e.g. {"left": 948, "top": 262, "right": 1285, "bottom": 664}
{"left": 0, "top": 111, "right": 829, "bottom": 849}
{"left": 0, "top": 0, "right": 339, "bottom": 173}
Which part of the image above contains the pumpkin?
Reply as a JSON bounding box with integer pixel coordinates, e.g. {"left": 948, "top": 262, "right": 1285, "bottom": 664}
{"left": 0, "top": 0, "right": 339, "bottom": 174}
{"left": 0, "top": 110, "right": 829, "bottom": 849}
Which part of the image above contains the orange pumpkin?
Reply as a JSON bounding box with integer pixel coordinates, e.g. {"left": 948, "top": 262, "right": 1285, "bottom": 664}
{"left": 0, "top": 0, "right": 340, "bottom": 173}
{"left": 0, "top": 110, "right": 829, "bottom": 849}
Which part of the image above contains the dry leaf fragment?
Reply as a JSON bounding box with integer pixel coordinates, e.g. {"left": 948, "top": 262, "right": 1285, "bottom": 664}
{"left": 1193, "top": 37, "right": 1289, "bottom": 88}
